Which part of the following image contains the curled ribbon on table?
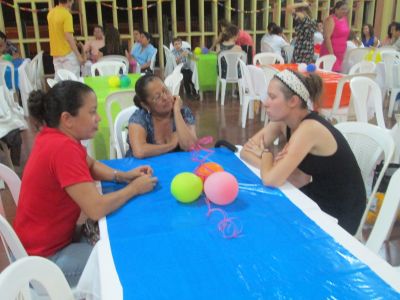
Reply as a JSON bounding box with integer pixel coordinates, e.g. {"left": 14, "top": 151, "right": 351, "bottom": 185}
{"left": 189, "top": 136, "right": 214, "bottom": 166}
{"left": 205, "top": 197, "right": 243, "bottom": 239}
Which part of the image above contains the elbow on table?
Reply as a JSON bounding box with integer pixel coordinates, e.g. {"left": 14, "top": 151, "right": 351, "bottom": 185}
{"left": 131, "top": 147, "right": 147, "bottom": 159}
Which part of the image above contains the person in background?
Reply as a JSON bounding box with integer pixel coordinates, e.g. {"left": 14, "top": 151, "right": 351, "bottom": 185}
{"left": 127, "top": 31, "right": 156, "bottom": 74}
{"left": 211, "top": 20, "right": 254, "bottom": 64}
{"left": 98, "top": 26, "right": 124, "bottom": 57}
{"left": 126, "top": 29, "right": 141, "bottom": 72}
{"left": 260, "top": 24, "right": 289, "bottom": 60}
{"left": 391, "top": 22, "right": 400, "bottom": 51}
{"left": 47, "top": 0, "right": 84, "bottom": 77}
{"left": 216, "top": 24, "right": 243, "bottom": 79}
{"left": 83, "top": 25, "right": 105, "bottom": 63}
{"left": 287, "top": 1, "right": 316, "bottom": 64}
{"left": 240, "top": 69, "right": 366, "bottom": 234}
{"left": 361, "top": 24, "right": 379, "bottom": 47}
{"left": 320, "top": 1, "right": 350, "bottom": 72}
{"left": 126, "top": 75, "right": 197, "bottom": 158}
{"left": 0, "top": 31, "right": 19, "bottom": 58}
{"left": 235, "top": 26, "right": 255, "bottom": 65}
{"left": 381, "top": 22, "right": 397, "bottom": 46}
{"left": 171, "top": 37, "right": 199, "bottom": 100}
{"left": 14, "top": 80, "right": 157, "bottom": 287}
{"left": 313, "top": 20, "right": 324, "bottom": 45}
{"left": 346, "top": 30, "right": 364, "bottom": 51}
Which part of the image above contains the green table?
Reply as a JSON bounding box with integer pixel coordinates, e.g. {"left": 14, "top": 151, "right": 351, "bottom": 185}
{"left": 84, "top": 74, "right": 141, "bottom": 159}
{"left": 195, "top": 53, "right": 218, "bottom": 91}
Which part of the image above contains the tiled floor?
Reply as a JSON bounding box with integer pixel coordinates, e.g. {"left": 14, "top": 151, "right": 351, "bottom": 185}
{"left": 1, "top": 79, "right": 399, "bottom": 273}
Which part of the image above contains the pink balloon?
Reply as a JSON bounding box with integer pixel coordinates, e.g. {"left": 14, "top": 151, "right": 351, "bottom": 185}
{"left": 204, "top": 171, "right": 239, "bottom": 205}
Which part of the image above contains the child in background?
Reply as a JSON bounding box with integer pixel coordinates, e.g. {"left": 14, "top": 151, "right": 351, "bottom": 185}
{"left": 171, "top": 37, "right": 199, "bottom": 100}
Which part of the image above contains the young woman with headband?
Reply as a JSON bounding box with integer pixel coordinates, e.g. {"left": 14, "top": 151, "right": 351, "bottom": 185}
{"left": 240, "top": 69, "right": 365, "bottom": 235}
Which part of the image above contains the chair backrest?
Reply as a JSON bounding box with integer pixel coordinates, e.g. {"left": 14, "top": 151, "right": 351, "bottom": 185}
{"left": 28, "top": 51, "right": 44, "bottom": 90}
{"left": 0, "top": 61, "right": 15, "bottom": 92}
{"left": 365, "top": 169, "right": 400, "bottom": 254}
{"left": 218, "top": 51, "right": 246, "bottom": 82}
{"left": 46, "top": 78, "right": 58, "bottom": 88}
{"left": 238, "top": 60, "right": 256, "bottom": 96}
{"left": 56, "top": 69, "right": 79, "bottom": 81}
{"left": 91, "top": 61, "right": 126, "bottom": 76}
{"left": 315, "top": 54, "right": 337, "bottom": 71}
{"left": 163, "top": 45, "right": 177, "bottom": 77}
{"left": 328, "top": 72, "right": 377, "bottom": 122}
{"left": 253, "top": 52, "right": 284, "bottom": 65}
{"left": 335, "top": 122, "right": 395, "bottom": 237}
{"left": 342, "top": 48, "right": 370, "bottom": 73}
{"left": 105, "top": 90, "right": 135, "bottom": 159}
{"left": 283, "top": 45, "right": 294, "bottom": 64}
{"left": 114, "top": 106, "right": 138, "bottom": 158}
{"left": 390, "top": 123, "right": 400, "bottom": 164}
{"left": 0, "top": 256, "right": 74, "bottom": 300}
{"left": 98, "top": 55, "right": 129, "bottom": 72}
{"left": 381, "top": 51, "right": 400, "bottom": 89}
{"left": 0, "top": 213, "right": 27, "bottom": 264}
{"left": 348, "top": 60, "right": 376, "bottom": 75}
{"left": 149, "top": 49, "right": 158, "bottom": 72}
{"left": 164, "top": 72, "right": 183, "bottom": 96}
{"left": 0, "top": 163, "right": 21, "bottom": 205}
{"left": 349, "top": 76, "right": 385, "bottom": 129}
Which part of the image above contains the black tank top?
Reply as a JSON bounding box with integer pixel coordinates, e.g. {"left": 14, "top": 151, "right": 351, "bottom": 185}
{"left": 287, "top": 112, "right": 366, "bottom": 234}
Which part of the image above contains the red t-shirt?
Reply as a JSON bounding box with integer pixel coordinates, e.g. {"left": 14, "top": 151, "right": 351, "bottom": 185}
{"left": 14, "top": 127, "right": 93, "bottom": 257}
{"left": 236, "top": 29, "right": 254, "bottom": 47}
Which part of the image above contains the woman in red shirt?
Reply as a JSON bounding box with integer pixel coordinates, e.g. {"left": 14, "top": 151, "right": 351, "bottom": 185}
{"left": 14, "top": 80, "right": 157, "bottom": 286}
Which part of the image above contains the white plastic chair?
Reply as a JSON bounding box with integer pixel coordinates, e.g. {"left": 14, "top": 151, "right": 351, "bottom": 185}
{"left": 0, "top": 256, "right": 74, "bottom": 300}
{"left": 98, "top": 55, "right": 129, "bottom": 72}
{"left": 238, "top": 60, "right": 267, "bottom": 128}
{"left": 342, "top": 48, "right": 370, "bottom": 74}
{"left": 28, "top": 51, "right": 44, "bottom": 90}
{"left": 55, "top": 69, "right": 79, "bottom": 81}
{"left": 365, "top": 169, "right": 400, "bottom": 254}
{"left": 0, "top": 163, "right": 21, "bottom": 206}
{"left": 114, "top": 106, "right": 138, "bottom": 158}
{"left": 105, "top": 90, "right": 135, "bottom": 159}
{"left": 381, "top": 52, "right": 400, "bottom": 118}
{"left": 315, "top": 54, "right": 337, "bottom": 71}
{"left": 283, "top": 45, "right": 294, "bottom": 63}
{"left": 348, "top": 61, "right": 376, "bottom": 75}
{"left": 349, "top": 76, "right": 385, "bottom": 129}
{"left": 216, "top": 51, "right": 246, "bottom": 106}
{"left": 253, "top": 52, "right": 284, "bottom": 66}
{"left": 335, "top": 122, "right": 395, "bottom": 238}
{"left": 0, "top": 61, "right": 15, "bottom": 93}
{"left": 319, "top": 73, "right": 376, "bottom": 123}
{"left": 91, "top": 61, "right": 126, "bottom": 76}
{"left": 163, "top": 45, "right": 177, "bottom": 77}
{"left": 46, "top": 78, "right": 58, "bottom": 88}
{"left": 164, "top": 72, "right": 183, "bottom": 96}
{"left": 390, "top": 123, "right": 400, "bottom": 164}
{"left": 149, "top": 49, "right": 158, "bottom": 73}
{"left": 0, "top": 213, "right": 27, "bottom": 264}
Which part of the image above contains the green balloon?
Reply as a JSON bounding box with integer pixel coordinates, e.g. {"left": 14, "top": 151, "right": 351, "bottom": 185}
{"left": 120, "top": 75, "right": 131, "bottom": 88}
{"left": 171, "top": 172, "right": 203, "bottom": 203}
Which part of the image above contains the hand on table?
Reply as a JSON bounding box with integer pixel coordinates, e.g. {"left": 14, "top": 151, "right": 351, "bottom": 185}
{"left": 244, "top": 137, "right": 266, "bottom": 158}
{"left": 129, "top": 174, "right": 158, "bottom": 195}
{"left": 120, "top": 165, "right": 153, "bottom": 182}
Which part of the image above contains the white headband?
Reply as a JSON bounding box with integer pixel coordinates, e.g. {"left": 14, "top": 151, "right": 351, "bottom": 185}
{"left": 274, "top": 70, "right": 313, "bottom": 110}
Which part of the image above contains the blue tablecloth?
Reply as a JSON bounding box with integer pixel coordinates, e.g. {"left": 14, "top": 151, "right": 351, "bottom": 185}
{"left": 101, "top": 148, "right": 398, "bottom": 299}
{"left": 4, "top": 58, "right": 24, "bottom": 90}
